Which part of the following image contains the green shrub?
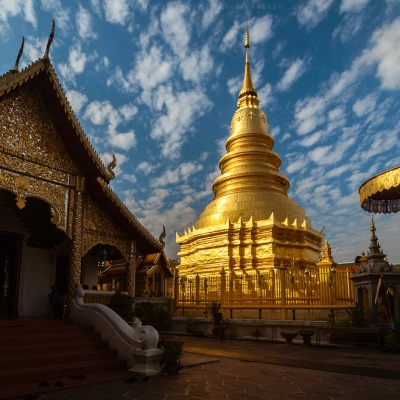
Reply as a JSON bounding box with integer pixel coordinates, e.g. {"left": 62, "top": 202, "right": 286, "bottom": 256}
{"left": 107, "top": 290, "right": 135, "bottom": 323}
{"left": 345, "top": 303, "right": 370, "bottom": 327}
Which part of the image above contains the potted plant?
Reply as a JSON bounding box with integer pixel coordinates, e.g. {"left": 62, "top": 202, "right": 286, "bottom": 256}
{"left": 159, "top": 340, "right": 183, "bottom": 375}
{"left": 205, "top": 301, "right": 222, "bottom": 323}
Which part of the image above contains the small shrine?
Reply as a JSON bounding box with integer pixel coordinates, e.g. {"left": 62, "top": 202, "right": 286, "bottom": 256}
{"left": 350, "top": 217, "right": 400, "bottom": 324}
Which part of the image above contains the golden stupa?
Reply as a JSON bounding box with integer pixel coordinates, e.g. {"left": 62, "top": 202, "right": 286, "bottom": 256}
{"left": 176, "top": 27, "right": 323, "bottom": 277}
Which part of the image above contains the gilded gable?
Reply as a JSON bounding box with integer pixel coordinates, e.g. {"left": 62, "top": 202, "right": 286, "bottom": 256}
{"left": 0, "top": 83, "right": 78, "bottom": 174}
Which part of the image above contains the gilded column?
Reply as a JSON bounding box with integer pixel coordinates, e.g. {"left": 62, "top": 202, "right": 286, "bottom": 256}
{"left": 126, "top": 240, "right": 136, "bottom": 298}
{"left": 220, "top": 268, "right": 226, "bottom": 313}
{"left": 278, "top": 260, "right": 287, "bottom": 320}
{"left": 67, "top": 176, "right": 85, "bottom": 312}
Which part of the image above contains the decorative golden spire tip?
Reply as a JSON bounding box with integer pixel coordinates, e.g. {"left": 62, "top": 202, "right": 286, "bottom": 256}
{"left": 245, "top": 24, "right": 250, "bottom": 48}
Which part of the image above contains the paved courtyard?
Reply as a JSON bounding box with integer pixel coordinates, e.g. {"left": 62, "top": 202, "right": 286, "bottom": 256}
{"left": 38, "top": 335, "right": 400, "bottom": 400}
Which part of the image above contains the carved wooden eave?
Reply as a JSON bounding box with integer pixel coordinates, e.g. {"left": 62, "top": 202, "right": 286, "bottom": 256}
{"left": 0, "top": 59, "right": 114, "bottom": 183}
{"left": 96, "top": 178, "right": 163, "bottom": 254}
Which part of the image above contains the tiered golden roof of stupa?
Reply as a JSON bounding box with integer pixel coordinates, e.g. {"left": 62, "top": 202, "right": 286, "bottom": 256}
{"left": 177, "top": 26, "right": 323, "bottom": 276}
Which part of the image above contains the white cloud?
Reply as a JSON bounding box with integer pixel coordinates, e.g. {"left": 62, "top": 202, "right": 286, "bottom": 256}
{"left": 309, "top": 146, "right": 331, "bottom": 164}
{"left": 160, "top": 2, "right": 191, "bottom": 57}
{"left": 258, "top": 83, "right": 273, "bottom": 108}
{"left": 24, "top": 36, "right": 46, "bottom": 63}
{"left": 108, "top": 129, "right": 136, "bottom": 150}
{"left": 120, "top": 45, "right": 172, "bottom": 102}
{"left": 150, "top": 86, "right": 213, "bottom": 159}
{"left": 250, "top": 15, "right": 273, "bottom": 44}
{"left": 297, "top": 0, "right": 335, "bottom": 30}
{"left": 84, "top": 100, "right": 115, "bottom": 125}
{"left": 137, "top": 161, "right": 155, "bottom": 175}
{"left": 41, "top": 0, "right": 70, "bottom": 32}
{"left": 102, "top": 0, "right": 130, "bottom": 25}
{"left": 364, "top": 17, "right": 400, "bottom": 89}
{"left": 333, "top": 15, "right": 363, "bottom": 43}
{"left": 76, "top": 4, "right": 97, "bottom": 40}
{"left": 353, "top": 93, "right": 377, "bottom": 117}
{"left": 294, "top": 96, "right": 326, "bottom": 135}
{"left": 83, "top": 100, "right": 138, "bottom": 150}
{"left": 286, "top": 157, "right": 307, "bottom": 174}
{"left": 58, "top": 45, "right": 96, "bottom": 83}
{"left": 220, "top": 20, "right": 240, "bottom": 52}
{"left": 180, "top": 45, "right": 214, "bottom": 83}
{"left": 227, "top": 75, "right": 242, "bottom": 98}
{"left": 276, "top": 58, "right": 307, "bottom": 91}
{"left": 299, "top": 130, "right": 323, "bottom": 147}
{"left": 0, "top": 0, "right": 36, "bottom": 39}
{"left": 340, "top": 0, "right": 370, "bottom": 13}
{"left": 66, "top": 90, "right": 88, "bottom": 113}
{"left": 202, "top": 0, "right": 221, "bottom": 30}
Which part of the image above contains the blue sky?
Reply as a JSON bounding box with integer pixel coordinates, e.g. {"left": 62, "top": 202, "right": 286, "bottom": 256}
{"left": 1, "top": 0, "right": 400, "bottom": 263}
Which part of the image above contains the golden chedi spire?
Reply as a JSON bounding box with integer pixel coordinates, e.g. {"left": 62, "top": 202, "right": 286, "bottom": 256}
{"left": 177, "top": 27, "right": 322, "bottom": 275}
{"left": 194, "top": 26, "right": 302, "bottom": 229}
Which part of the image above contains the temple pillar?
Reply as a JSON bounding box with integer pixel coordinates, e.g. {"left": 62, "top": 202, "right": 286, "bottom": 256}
{"left": 67, "top": 176, "right": 85, "bottom": 313}
{"left": 126, "top": 240, "right": 136, "bottom": 298}
{"left": 278, "top": 260, "right": 287, "bottom": 320}
{"left": 220, "top": 268, "right": 226, "bottom": 314}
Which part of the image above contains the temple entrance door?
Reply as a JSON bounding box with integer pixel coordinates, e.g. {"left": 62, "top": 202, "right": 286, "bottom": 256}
{"left": 0, "top": 232, "right": 21, "bottom": 317}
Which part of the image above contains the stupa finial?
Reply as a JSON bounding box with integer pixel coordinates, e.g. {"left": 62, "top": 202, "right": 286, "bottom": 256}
{"left": 237, "top": 24, "right": 259, "bottom": 109}
{"left": 370, "top": 215, "right": 376, "bottom": 232}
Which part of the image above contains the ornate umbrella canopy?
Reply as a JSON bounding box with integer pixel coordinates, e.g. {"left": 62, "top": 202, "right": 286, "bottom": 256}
{"left": 359, "top": 166, "right": 400, "bottom": 213}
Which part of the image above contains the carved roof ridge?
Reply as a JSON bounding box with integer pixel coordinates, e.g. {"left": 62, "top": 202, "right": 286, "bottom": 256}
{"left": 97, "top": 177, "right": 163, "bottom": 250}
{"left": 0, "top": 59, "right": 45, "bottom": 96}
{"left": 0, "top": 59, "right": 114, "bottom": 182}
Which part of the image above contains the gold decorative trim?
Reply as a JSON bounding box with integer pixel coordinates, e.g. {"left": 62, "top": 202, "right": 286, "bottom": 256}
{"left": 0, "top": 169, "right": 68, "bottom": 232}
{"left": 359, "top": 166, "right": 400, "bottom": 213}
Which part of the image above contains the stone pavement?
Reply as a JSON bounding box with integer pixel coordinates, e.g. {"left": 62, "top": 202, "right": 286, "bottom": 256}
{"left": 37, "top": 335, "right": 400, "bottom": 400}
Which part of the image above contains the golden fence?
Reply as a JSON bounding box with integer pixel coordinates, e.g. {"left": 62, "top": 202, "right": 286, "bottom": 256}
{"left": 175, "top": 267, "right": 355, "bottom": 321}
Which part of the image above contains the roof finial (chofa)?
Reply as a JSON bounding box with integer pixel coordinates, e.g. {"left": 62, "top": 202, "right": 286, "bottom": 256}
{"left": 43, "top": 19, "right": 55, "bottom": 61}
{"left": 11, "top": 36, "right": 25, "bottom": 73}
{"left": 159, "top": 225, "right": 166, "bottom": 248}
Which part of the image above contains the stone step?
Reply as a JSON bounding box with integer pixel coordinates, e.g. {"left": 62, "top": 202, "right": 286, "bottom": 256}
{"left": 0, "top": 357, "right": 127, "bottom": 387}
{"left": 0, "top": 369, "right": 132, "bottom": 400}
{"left": 0, "top": 348, "right": 118, "bottom": 372}
{"left": 0, "top": 339, "right": 108, "bottom": 358}
{"left": 0, "top": 319, "right": 129, "bottom": 399}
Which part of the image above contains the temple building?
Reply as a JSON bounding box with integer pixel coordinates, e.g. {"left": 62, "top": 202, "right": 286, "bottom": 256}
{"left": 0, "top": 22, "right": 165, "bottom": 318}
{"left": 177, "top": 28, "right": 323, "bottom": 278}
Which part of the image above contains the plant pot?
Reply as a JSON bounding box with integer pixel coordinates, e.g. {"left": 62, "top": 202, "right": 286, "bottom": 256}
{"left": 298, "top": 329, "right": 315, "bottom": 346}
{"left": 213, "top": 312, "right": 223, "bottom": 324}
{"left": 280, "top": 331, "right": 298, "bottom": 344}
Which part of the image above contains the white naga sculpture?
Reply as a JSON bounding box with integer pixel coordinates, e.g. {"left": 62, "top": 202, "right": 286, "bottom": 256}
{"left": 72, "top": 283, "right": 162, "bottom": 375}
